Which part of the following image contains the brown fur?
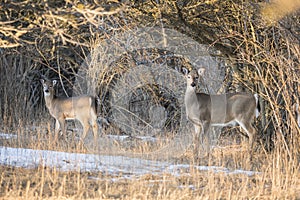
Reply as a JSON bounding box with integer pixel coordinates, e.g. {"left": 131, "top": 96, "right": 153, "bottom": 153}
{"left": 40, "top": 79, "right": 98, "bottom": 141}
{"left": 183, "top": 68, "right": 259, "bottom": 159}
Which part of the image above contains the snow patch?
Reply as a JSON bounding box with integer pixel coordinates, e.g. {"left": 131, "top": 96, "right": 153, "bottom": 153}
{"left": 0, "top": 146, "right": 261, "bottom": 178}
{"left": 0, "top": 133, "right": 17, "bottom": 139}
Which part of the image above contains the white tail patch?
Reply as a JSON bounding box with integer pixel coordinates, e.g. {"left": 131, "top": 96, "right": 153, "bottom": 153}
{"left": 254, "top": 93, "right": 260, "bottom": 118}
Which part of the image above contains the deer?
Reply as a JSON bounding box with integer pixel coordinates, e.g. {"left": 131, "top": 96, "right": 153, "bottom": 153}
{"left": 40, "top": 79, "right": 99, "bottom": 142}
{"left": 183, "top": 68, "right": 259, "bottom": 160}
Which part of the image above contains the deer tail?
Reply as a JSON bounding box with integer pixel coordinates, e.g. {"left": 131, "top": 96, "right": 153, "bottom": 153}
{"left": 254, "top": 93, "right": 260, "bottom": 118}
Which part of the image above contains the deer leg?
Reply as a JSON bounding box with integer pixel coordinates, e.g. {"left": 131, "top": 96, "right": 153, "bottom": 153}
{"left": 237, "top": 120, "right": 256, "bottom": 161}
{"left": 90, "top": 118, "right": 98, "bottom": 141}
{"left": 202, "top": 121, "right": 211, "bottom": 156}
{"left": 247, "top": 125, "right": 256, "bottom": 161}
{"left": 59, "top": 119, "right": 67, "bottom": 135}
{"left": 54, "top": 119, "right": 60, "bottom": 134}
{"left": 80, "top": 120, "right": 90, "bottom": 141}
{"left": 89, "top": 109, "right": 99, "bottom": 143}
{"left": 54, "top": 119, "right": 60, "bottom": 142}
{"left": 55, "top": 118, "right": 66, "bottom": 143}
{"left": 193, "top": 124, "right": 201, "bottom": 154}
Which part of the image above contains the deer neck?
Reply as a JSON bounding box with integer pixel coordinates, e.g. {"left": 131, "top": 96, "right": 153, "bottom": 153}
{"left": 185, "top": 85, "right": 198, "bottom": 109}
{"left": 44, "top": 93, "right": 56, "bottom": 110}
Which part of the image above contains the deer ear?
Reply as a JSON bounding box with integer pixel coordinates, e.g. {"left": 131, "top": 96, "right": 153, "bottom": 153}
{"left": 182, "top": 68, "right": 189, "bottom": 75}
{"left": 52, "top": 80, "right": 58, "bottom": 86}
{"left": 198, "top": 68, "right": 205, "bottom": 76}
{"left": 40, "top": 79, "right": 45, "bottom": 84}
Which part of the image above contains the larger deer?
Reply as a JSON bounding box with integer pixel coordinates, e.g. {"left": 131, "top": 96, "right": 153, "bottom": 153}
{"left": 183, "top": 68, "right": 259, "bottom": 159}
{"left": 40, "top": 79, "right": 99, "bottom": 141}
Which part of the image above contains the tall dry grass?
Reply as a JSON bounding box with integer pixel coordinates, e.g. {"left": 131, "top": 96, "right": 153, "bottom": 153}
{"left": 0, "top": 50, "right": 43, "bottom": 131}
{"left": 0, "top": 125, "right": 300, "bottom": 199}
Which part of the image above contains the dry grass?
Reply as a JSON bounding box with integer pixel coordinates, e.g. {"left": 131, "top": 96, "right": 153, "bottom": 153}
{"left": 0, "top": 156, "right": 299, "bottom": 199}
{"left": 0, "top": 123, "right": 300, "bottom": 199}
{"left": 0, "top": 165, "right": 266, "bottom": 199}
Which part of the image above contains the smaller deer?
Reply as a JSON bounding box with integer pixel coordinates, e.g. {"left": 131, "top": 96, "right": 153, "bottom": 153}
{"left": 40, "top": 79, "right": 99, "bottom": 141}
{"left": 183, "top": 68, "right": 259, "bottom": 159}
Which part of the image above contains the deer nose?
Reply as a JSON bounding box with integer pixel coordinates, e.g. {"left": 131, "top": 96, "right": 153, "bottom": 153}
{"left": 191, "top": 82, "right": 196, "bottom": 87}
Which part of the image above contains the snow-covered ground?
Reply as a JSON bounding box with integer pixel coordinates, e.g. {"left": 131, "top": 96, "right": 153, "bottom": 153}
{"left": 0, "top": 133, "right": 260, "bottom": 179}
{"left": 0, "top": 133, "right": 17, "bottom": 140}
